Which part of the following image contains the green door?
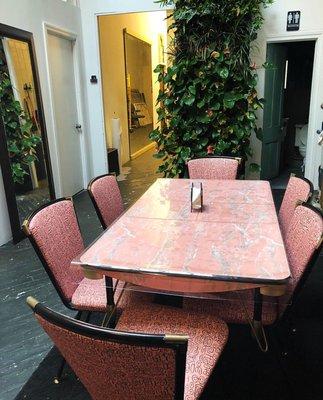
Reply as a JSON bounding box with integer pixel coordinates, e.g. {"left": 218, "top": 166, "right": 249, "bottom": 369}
{"left": 261, "top": 44, "right": 287, "bottom": 180}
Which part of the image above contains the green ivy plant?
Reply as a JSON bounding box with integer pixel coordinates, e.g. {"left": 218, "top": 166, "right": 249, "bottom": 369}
{"left": 0, "top": 43, "right": 41, "bottom": 184}
{"left": 150, "top": 0, "right": 272, "bottom": 177}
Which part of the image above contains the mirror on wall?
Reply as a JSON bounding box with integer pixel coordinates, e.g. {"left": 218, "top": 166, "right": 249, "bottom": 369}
{"left": 0, "top": 24, "right": 54, "bottom": 243}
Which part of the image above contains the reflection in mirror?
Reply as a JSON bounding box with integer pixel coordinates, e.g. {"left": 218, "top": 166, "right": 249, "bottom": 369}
{"left": 0, "top": 37, "right": 50, "bottom": 224}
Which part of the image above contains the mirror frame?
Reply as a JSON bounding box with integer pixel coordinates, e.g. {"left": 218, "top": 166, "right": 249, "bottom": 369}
{"left": 0, "top": 23, "right": 55, "bottom": 243}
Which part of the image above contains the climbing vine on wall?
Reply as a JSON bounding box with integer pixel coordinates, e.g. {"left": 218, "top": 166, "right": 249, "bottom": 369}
{"left": 150, "top": 0, "right": 272, "bottom": 177}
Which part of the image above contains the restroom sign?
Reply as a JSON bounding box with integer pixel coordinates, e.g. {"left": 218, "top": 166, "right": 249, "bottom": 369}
{"left": 287, "top": 11, "right": 301, "bottom": 31}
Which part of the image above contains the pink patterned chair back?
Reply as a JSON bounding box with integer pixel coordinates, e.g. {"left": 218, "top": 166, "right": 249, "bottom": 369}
{"left": 283, "top": 204, "right": 322, "bottom": 301}
{"left": 31, "top": 301, "right": 185, "bottom": 400}
{"left": 23, "top": 199, "right": 84, "bottom": 304}
{"left": 88, "top": 174, "right": 124, "bottom": 229}
{"left": 278, "top": 176, "right": 313, "bottom": 238}
{"left": 187, "top": 157, "right": 239, "bottom": 180}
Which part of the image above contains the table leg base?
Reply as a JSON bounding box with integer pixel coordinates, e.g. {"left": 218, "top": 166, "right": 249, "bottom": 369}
{"left": 251, "top": 320, "right": 269, "bottom": 353}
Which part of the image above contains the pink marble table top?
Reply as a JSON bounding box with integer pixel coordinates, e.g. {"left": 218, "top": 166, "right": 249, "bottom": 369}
{"left": 74, "top": 178, "right": 290, "bottom": 285}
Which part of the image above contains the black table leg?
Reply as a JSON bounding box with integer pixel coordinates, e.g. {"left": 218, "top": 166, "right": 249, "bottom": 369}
{"left": 251, "top": 288, "right": 268, "bottom": 352}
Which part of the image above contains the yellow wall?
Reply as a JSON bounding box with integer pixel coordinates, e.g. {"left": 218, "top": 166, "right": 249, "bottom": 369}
{"left": 99, "top": 11, "right": 168, "bottom": 165}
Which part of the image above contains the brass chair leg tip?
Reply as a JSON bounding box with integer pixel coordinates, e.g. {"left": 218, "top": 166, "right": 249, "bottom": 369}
{"left": 54, "top": 378, "right": 60, "bottom": 384}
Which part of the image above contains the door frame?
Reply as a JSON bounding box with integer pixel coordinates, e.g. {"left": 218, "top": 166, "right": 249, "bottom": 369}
{"left": 96, "top": 9, "right": 169, "bottom": 165}
{"left": 264, "top": 32, "right": 323, "bottom": 186}
{"left": 43, "top": 23, "right": 88, "bottom": 197}
{"left": 0, "top": 23, "right": 55, "bottom": 243}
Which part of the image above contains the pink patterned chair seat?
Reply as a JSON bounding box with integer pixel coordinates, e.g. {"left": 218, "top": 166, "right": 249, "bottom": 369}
{"left": 187, "top": 157, "right": 239, "bottom": 180}
{"left": 117, "top": 302, "right": 229, "bottom": 400}
{"left": 184, "top": 290, "right": 278, "bottom": 326}
{"left": 71, "top": 278, "right": 153, "bottom": 312}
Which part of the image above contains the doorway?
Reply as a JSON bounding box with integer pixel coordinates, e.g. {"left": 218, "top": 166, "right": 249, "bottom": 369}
{"left": 0, "top": 24, "right": 54, "bottom": 243}
{"left": 98, "top": 11, "right": 169, "bottom": 169}
{"left": 46, "top": 30, "right": 84, "bottom": 197}
{"left": 261, "top": 41, "right": 315, "bottom": 188}
{"left": 124, "top": 30, "right": 154, "bottom": 158}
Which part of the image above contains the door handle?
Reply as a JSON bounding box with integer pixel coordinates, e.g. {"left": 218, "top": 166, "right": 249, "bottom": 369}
{"left": 75, "top": 124, "right": 82, "bottom": 133}
{"left": 317, "top": 122, "right": 323, "bottom": 135}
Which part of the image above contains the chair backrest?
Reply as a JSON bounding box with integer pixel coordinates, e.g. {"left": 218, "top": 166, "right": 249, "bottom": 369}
{"left": 283, "top": 203, "right": 323, "bottom": 305}
{"left": 23, "top": 199, "right": 84, "bottom": 307}
{"left": 27, "top": 297, "right": 187, "bottom": 400}
{"left": 278, "top": 175, "right": 313, "bottom": 238}
{"left": 187, "top": 156, "right": 240, "bottom": 180}
{"left": 88, "top": 174, "right": 124, "bottom": 229}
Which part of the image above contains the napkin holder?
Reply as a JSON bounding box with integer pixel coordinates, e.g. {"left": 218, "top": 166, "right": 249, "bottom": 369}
{"left": 191, "top": 182, "right": 203, "bottom": 212}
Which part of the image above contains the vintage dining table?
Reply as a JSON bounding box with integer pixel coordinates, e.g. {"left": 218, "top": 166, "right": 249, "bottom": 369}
{"left": 72, "top": 178, "right": 291, "bottom": 350}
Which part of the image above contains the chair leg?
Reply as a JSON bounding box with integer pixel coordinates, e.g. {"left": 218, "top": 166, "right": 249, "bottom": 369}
{"left": 101, "top": 307, "right": 116, "bottom": 328}
{"left": 84, "top": 311, "right": 91, "bottom": 323}
{"left": 75, "top": 310, "right": 83, "bottom": 320}
{"left": 54, "top": 355, "right": 66, "bottom": 384}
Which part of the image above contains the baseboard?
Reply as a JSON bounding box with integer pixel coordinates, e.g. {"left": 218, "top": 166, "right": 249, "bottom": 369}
{"left": 130, "top": 142, "right": 155, "bottom": 160}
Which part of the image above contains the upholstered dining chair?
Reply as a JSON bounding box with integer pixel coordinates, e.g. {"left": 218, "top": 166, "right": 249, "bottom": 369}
{"left": 22, "top": 198, "right": 120, "bottom": 315}
{"left": 187, "top": 156, "right": 241, "bottom": 180}
{"left": 185, "top": 203, "right": 323, "bottom": 327}
{"left": 88, "top": 174, "right": 124, "bottom": 229}
{"left": 22, "top": 198, "right": 150, "bottom": 382}
{"left": 27, "top": 296, "right": 229, "bottom": 400}
{"left": 278, "top": 175, "right": 313, "bottom": 238}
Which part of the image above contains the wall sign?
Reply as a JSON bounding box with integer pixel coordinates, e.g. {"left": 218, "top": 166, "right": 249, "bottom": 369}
{"left": 287, "top": 11, "right": 301, "bottom": 31}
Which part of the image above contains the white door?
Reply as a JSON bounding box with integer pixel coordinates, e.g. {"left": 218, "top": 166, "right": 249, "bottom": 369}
{"left": 47, "top": 33, "right": 83, "bottom": 197}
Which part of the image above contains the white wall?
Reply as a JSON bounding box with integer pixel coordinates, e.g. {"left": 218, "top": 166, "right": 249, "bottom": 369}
{"left": 99, "top": 11, "right": 167, "bottom": 164}
{"left": 250, "top": 0, "right": 323, "bottom": 185}
{"left": 0, "top": 0, "right": 85, "bottom": 245}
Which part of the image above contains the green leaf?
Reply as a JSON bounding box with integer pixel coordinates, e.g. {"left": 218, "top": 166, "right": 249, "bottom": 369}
{"left": 246, "top": 112, "right": 256, "bottom": 121}
{"left": 196, "top": 114, "right": 210, "bottom": 123}
{"left": 249, "top": 163, "right": 261, "bottom": 173}
{"left": 21, "top": 120, "right": 33, "bottom": 133}
{"left": 188, "top": 85, "right": 196, "bottom": 96}
{"left": 149, "top": 129, "right": 160, "bottom": 141}
{"left": 183, "top": 95, "right": 195, "bottom": 106}
{"left": 212, "top": 102, "right": 221, "bottom": 110}
{"left": 154, "top": 64, "right": 165, "bottom": 73}
{"left": 197, "top": 99, "right": 205, "bottom": 109}
{"left": 180, "top": 147, "right": 191, "bottom": 159}
{"left": 153, "top": 151, "right": 166, "bottom": 159}
{"left": 223, "top": 99, "right": 235, "bottom": 109}
{"left": 218, "top": 67, "right": 229, "bottom": 79}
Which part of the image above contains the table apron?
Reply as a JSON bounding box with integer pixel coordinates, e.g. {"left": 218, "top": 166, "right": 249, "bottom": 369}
{"left": 82, "top": 267, "right": 287, "bottom": 296}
